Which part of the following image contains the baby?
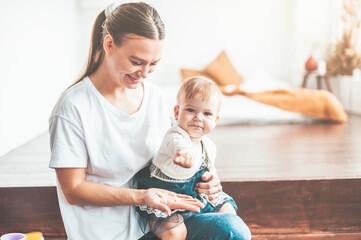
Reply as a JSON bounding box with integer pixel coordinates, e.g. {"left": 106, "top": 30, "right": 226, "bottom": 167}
{"left": 136, "top": 76, "right": 237, "bottom": 240}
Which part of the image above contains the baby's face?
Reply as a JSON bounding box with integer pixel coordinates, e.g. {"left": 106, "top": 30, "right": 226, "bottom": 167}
{"left": 174, "top": 93, "right": 220, "bottom": 141}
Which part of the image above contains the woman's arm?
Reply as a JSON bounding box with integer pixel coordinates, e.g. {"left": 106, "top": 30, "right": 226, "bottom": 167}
{"left": 56, "top": 168, "right": 142, "bottom": 206}
{"left": 56, "top": 168, "right": 203, "bottom": 215}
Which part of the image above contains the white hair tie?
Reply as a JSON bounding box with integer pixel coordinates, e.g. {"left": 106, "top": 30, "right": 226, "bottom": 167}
{"left": 105, "top": 1, "right": 122, "bottom": 17}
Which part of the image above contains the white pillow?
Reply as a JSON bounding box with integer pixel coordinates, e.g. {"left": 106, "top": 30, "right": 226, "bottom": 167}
{"left": 240, "top": 71, "right": 291, "bottom": 92}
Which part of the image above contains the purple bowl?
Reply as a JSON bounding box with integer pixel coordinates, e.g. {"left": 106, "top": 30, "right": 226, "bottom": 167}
{"left": 0, "top": 233, "right": 26, "bottom": 240}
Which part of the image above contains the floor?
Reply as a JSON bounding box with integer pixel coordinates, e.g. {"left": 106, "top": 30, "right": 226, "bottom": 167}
{"left": 0, "top": 131, "right": 55, "bottom": 187}
{"left": 1, "top": 115, "right": 361, "bottom": 187}
{"left": 210, "top": 114, "right": 361, "bottom": 181}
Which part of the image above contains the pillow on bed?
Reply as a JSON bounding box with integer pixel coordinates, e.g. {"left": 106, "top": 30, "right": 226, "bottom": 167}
{"left": 204, "top": 50, "right": 243, "bottom": 86}
{"left": 180, "top": 69, "right": 220, "bottom": 85}
{"left": 240, "top": 71, "right": 291, "bottom": 92}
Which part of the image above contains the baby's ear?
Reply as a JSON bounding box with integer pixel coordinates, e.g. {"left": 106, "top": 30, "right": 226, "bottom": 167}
{"left": 174, "top": 105, "right": 180, "bottom": 121}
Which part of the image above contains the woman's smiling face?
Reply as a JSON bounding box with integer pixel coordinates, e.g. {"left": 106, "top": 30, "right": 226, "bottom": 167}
{"left": 105, "top": 33, "right": 163, "bottom": 89}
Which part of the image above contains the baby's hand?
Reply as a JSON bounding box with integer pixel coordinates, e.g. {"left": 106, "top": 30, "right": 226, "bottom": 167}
{"left": 174, "top": 149, "right": 193, "bottom": 168}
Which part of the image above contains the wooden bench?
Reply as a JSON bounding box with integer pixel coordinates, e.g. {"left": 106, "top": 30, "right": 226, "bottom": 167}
{"left": 2, "top": 115, "right": 361, "bottom": 239}
{"left": 1, "top": 178, "right": 361, "bottom": 239}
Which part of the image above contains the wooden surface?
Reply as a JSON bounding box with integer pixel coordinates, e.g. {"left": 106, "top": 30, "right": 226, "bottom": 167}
{"left": 210, "top": 114, "right": 361, "bottom": 181}
{"left": 1, "top": 115, "right": 361, "bottom": 238}
{"left": 223, "top": 179, "right": 361, "bottom": 235}
{"left": 0, "top": 132, "right": 54, "bottom": 187}
{"left": 40, "top": 233, "right": 361, "bottom": 240}
{"left": 1, "top": 178, "right": 360, "bottom": 238}
{"left": 43, "top": 233, "right": 361, "bottom": 240}
{"left": 0, "top": 187, "right": 66, "bottom": 238}
{"left": 301, "top": 71, "right": 332, "bottom": 92}
{"left": 252, "top": 233, "right": 361, "bottom": 240}
{"left": 1, "top": 116, "right": 361, "bottom": 186}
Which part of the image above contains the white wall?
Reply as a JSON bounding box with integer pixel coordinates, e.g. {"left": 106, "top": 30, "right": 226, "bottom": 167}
{"left": 0, "top": 0, "right": 343, "bottom": 156}
{"left": 79, "top": 0, "right": 294, "bottom": 85}
{"left": 0, "top": 0, "right": 79, "bottom": 156}
{"left": 286, "top": 0, "right": 343, "bottom": 86}
{"left": 78, "top": 0, "right": 342, "bottom": 87}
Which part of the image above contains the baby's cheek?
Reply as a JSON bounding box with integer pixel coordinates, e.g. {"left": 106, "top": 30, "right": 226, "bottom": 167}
{"left": 205, "top": 121, "right": 216, "bottom": 134}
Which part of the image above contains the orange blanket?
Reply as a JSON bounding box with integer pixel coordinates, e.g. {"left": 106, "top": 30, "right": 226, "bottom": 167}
{"left": 219, "top": 87, "right": 348, "bottom": 123}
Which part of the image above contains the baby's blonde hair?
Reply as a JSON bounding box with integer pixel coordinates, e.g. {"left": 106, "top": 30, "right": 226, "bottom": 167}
{"left": 177, "top": 76, "right": 222, "bottom": 111}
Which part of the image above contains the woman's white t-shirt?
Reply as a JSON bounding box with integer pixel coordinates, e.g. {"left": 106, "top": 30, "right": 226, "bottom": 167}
{"left": 49, "top": 77, "right": 171, "bottom": 240}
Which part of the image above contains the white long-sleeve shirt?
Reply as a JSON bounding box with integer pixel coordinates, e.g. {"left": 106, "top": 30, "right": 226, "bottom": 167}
{"left": 152, "top": 125, "right": 217, "bottom": 180}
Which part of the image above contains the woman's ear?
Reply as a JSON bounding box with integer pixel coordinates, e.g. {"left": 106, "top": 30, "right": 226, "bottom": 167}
{"left": 103, "top": 34, "right": 114, "bottom": 56}
{"left": 174, "top": 105, "right": 180, "bottom": 121}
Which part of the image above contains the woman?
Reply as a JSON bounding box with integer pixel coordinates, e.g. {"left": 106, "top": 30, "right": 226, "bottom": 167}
{"left": 49, "top": 2, "right": 251, "bottom": 240}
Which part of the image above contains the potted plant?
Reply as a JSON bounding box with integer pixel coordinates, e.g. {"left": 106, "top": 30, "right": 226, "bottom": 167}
{"left": 327, "top": 0, "right": 361, "bottom": 111}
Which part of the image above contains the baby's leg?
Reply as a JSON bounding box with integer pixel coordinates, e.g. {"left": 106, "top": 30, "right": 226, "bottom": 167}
{"left": 157, "top": 222, "right": 187, "bottom": 240}
{"left": 218, "top": 202, "right": 237, "bottom": 215}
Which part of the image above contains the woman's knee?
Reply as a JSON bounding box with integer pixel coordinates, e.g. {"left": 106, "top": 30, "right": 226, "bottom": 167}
{"left": 185, "top": 213, "right": 251, "bottom": 240}
{"left": 221, "top": 214, "right": 251, "bottom": 240}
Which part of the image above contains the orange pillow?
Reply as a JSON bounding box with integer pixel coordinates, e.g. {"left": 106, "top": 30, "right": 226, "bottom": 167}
{"left": 204, "top": 50, "right": 243, "bottom": 86}
{"left": 180, "top": 69, "right": 221, "bottom": 85}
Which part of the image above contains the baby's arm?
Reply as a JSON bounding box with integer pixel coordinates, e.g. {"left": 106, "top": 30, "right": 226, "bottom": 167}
{"left": 174, "top": 148, "right": 193, "bottom": 168}
{"left": 153, "top": 127, "right": 200, "bottom": 180}
{"left": 165, "top": 131, "right": 195, "bottom": 168}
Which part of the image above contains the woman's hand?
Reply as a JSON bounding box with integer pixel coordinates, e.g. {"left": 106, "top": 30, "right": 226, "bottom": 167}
{"left": 142, "top": 188, "right": 204, "bottom": 216}
{"left": 196, "top": 171, "right": 222, "bottom": 204}
{"left": 174, "top": 148, "right": 193, "bottom": 168}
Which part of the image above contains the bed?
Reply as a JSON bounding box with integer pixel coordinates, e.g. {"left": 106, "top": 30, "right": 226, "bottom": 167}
{"left": 160, "top": 71, "right": 323, "bottom": 126}
{"left": 170, "top": 50, "right": 348, "bottom": 124}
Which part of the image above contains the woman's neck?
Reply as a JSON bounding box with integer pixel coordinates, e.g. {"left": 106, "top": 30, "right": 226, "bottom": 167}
{"left": 89, "top": 63, "right": 144, "bottom": 115}
{"left": 89, "top": 62, "right": 127, "bottom": 95}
